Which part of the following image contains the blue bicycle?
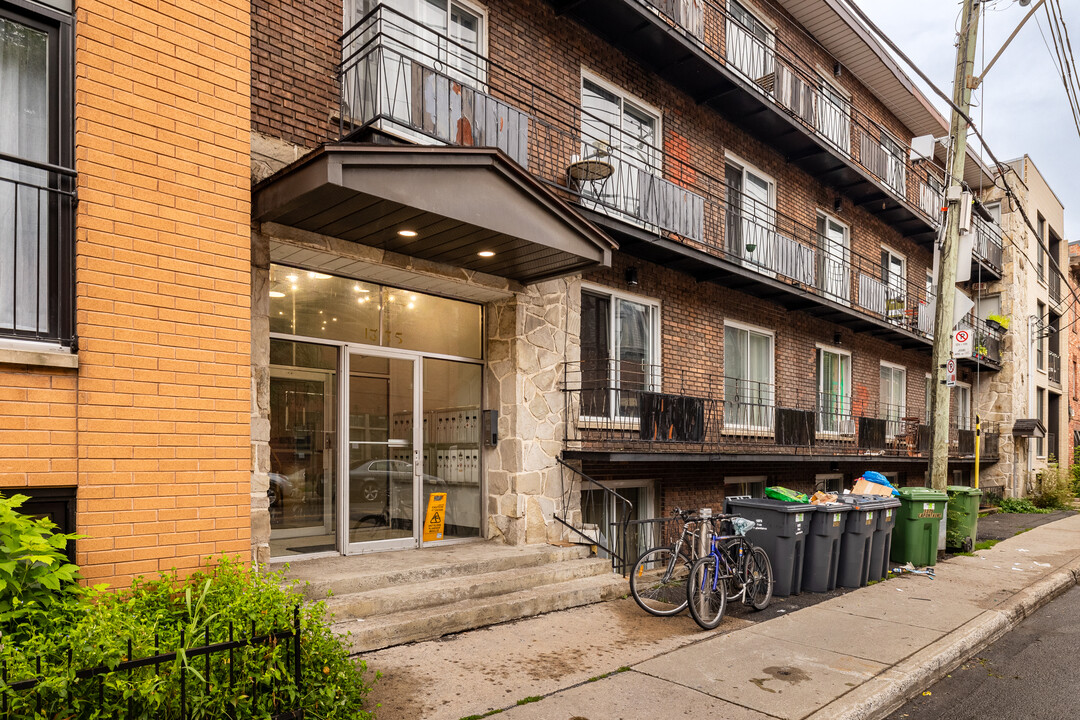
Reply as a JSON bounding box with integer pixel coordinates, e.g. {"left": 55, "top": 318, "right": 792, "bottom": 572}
{"left": 686, "top": 513, "right": 773, "bottom": 630}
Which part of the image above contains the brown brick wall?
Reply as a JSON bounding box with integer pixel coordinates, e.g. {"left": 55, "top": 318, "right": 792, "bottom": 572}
{"left": 0, "top": 0, "right": 253, "bottom": 589}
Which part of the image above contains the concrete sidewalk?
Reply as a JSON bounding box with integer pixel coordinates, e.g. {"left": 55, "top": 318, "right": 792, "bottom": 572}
{"left": 364, "top": 514, "right": 1080, "bottom": 720}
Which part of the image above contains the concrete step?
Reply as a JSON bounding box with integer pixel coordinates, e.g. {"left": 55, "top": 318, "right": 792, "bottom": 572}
{"left": 324, "top": 556, "right": 615, "bottom": 621}
{"left": 280, "top": 542, "right": 592, "bottom": 601}
{"left": 332, "top": 573, "right": 628, "bottom": 654}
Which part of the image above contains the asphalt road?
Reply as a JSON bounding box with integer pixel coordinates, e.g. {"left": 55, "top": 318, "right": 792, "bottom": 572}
{"left": 886, "top": 584, "right": 1080, "bottom": 720}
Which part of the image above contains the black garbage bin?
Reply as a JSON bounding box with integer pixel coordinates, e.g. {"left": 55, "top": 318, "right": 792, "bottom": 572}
{"left": 725, "top": 497, "right": 811, "bottom": 597}
{"left": 802, "top": 503, "right": 850, "bottom": 593}
{"left": 835, "top": 494, "right": 901, "bottom": 584}
{"left": 834, "top": 496, "right": 877, "bottom": 588}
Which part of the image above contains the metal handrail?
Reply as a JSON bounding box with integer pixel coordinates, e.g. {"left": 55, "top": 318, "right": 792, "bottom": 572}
{"left": 555, "top": 457, "right": 635, "bottom": 572}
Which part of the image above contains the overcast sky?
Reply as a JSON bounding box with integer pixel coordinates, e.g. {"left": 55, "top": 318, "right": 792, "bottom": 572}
{"left": 853, "top": 0, "right": 1078, "bottom": 240}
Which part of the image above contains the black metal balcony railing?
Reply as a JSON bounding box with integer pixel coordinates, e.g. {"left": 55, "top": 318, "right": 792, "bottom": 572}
{"left": 1049, "top": 350, "right": 1061, "bottom": 386}
{"left": 0, "top": 152, "right": 76, "bottom": 346}
{"left": 564, "top": 360, "right": 999, "bottom": 460}
{"left": 955, "top": 313, "right": 1004, "bottom": 367}
{"left": 971, "top": 214, "right": 1004, "bottom": 276}
{"left": 338, "top": 8, "right": 975, "bottom": 340}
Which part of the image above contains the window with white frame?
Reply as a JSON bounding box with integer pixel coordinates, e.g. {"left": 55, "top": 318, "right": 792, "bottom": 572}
{"left": 723, "top": 322, "right": 774, "bottom": 432}
{"left": 579, "top": 286, "right": 659, "bottom": 420}
{"left": 725, "top": 476, "right": 766, "bottom": 499}
{"left": 817, "top": 346, "right": 853, "bottom": 435}
{"left": 726, "top": 0, "right": 774, "bottom": 84}
{"left": 725, "top": 156, "right": 776, "bottom": 270}
{"left": 1037, "top": 214, "right": 1046, "bottom": 283}
{"left": 1037, "top": 300, "right": 1046, "bottom": 371}
{"left": 817, "top": 213, "right": 850, "bottom": 304}
{"left": 954, "top": 382, "right": 972, "bottom": 432}
{"left": 879, "top": 362, "right": 906, "bottom": 437}
{"left": 815, "top": 474, "right": 844, "bottom": 494}
{"left": 579, "top": 73, "right": 661, "bottom": 219}
{"left": 881, "top": 247, "right": 906, "bottom": 321}
{"left": 881, "top": 132, "right": 906, "bottom": 196}
{"left": 1036, "top": 387, "right": 1046, "bottom": 457}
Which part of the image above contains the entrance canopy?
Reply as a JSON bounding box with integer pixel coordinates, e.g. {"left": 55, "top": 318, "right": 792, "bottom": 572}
{"left": 253, "top": 145, "right": 616, "bottom": 284}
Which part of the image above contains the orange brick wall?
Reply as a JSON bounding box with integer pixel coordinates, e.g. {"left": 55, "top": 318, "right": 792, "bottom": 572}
{"left": 0, "top": 0, "right": 251, "bottom": 589}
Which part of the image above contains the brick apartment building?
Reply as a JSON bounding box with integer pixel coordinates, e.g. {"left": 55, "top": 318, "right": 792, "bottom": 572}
{"left": 2, "top": 0, "right": 1013, "bottom": 584}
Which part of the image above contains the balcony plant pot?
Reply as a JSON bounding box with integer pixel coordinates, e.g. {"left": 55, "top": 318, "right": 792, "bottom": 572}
{"left": 986, "top": 314, "right": 1009, "bottom": 332}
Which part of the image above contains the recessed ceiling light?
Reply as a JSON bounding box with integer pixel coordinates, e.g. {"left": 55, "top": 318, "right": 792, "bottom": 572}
{"left": 291, "top": 284, "right": 298, "bottom": 291}
{"left": 398, "top": 230, "right": 418, "bottom": 238}
{"left": 269, "top": 290, "right": 285, "bottom": 298}
{"left": 478, "top": 250, "right": 495, "bottom": 258}
{"left": 407, "top": 303, "right": 415, "bottom": 310}
{"left": 286, "top": 274, "right": 298, "bottom": 282}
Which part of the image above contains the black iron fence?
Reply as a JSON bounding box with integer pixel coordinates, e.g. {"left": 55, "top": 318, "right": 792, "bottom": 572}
{"left": 972, "top": 214, "right": 1004, "bottom": 276}
{"left": 1, "top": 607, "right": 303, "bottom": 719}
{"left": 564, "top": 360, "right": 999, "bottom": 460}
{"left": 0, "top": 151, "right": 76, "bottom": 346}
{"left": 338, "top": 6, "right": 956, "bottom": 337}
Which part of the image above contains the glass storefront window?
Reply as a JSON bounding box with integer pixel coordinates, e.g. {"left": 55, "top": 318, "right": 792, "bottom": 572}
{"left": 269, "top": 264, "right": 482, "bottom": 358}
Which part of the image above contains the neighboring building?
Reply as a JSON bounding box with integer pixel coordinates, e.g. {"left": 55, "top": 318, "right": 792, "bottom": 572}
{"left": 976, "top": 156, "right": 1069, "bottom": 497}
{"left": 1068, "top": 241, "right": 1080, "bottom": 458}
{"left": 2, "top": 0, "right": 1012, "bottom": 588}
{"left": 0, "top": 0, "right": 251, "bottom": 588}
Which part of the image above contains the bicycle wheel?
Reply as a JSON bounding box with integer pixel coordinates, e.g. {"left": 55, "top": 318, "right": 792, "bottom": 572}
{"left": 629, "top": 546, "right": 691, "bottom": 617}
{"left": 745, "top": 546, "right": 774, "bottom": 610}
{"left": 686, "top": 556, "right": 727, "bottom": 630}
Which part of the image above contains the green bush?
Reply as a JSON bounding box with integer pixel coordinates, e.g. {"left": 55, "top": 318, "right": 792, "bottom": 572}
{"left": 0, "top": 493, "right": 84, "bottom": 636}
{"left": 1030, "top": 458, "right": 1073, "bottom": 510}
{"left": 0, "top": 505, "right": 376, "bottom": 720}
{"left": 996, "top": 496, "right": 1052, "bottom": 514}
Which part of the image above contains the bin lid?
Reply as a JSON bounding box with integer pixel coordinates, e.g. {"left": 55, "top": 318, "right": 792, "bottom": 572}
{"left": 836, "top": 494, "right": 900, "bottom": 510}
{"left": 812, "top": 502, "right": 851, "bottom": 513}
{"left": 726, "top": 497, "right": 813, "bottom": 513}
{"left": 897, "top": 486, "right": 949, "bottom": 502}
{"left": 946, "top": 485, "right": 983, "bottom": 497}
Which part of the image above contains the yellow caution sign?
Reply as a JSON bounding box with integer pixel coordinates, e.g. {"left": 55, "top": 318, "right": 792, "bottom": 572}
{"left": 423, "top": 492, "right": 447, "bottom": 542}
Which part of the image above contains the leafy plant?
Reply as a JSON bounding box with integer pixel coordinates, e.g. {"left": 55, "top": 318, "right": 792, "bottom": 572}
{"left": 1029, "top": 458, "right": 1073, "bottom": 510}
{"left": 0, "top": 493, "right": 84, "bottom": 636}
{"left": 996, "top": 496, "right": 1051, "bottom": 514}
{"left": 986, "top": 314, "right": 1010, "bottom": 330}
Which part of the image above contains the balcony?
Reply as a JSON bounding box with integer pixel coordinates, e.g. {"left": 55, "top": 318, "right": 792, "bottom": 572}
{"left": 338, "top": 7, "right": 954, "bottom": 349}
{"left": 954, "top": 313, "right": 1004, "bottom": 371}
{"left": 544, "top": 0, "right": 942, "bottom": 244}
{"left": 562, "top": 361, "right": 1000, "bottom": 463}
{"left": 971, "top": 214, "right": 1004, "bottom": 280}
{"left": 1049, "top": 350, "right": 1061, "bottom": 386}
{"left": 0, "top": 152, "right": 76, "bottom": 347}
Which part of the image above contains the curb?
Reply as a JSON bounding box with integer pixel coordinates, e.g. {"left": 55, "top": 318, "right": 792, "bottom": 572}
{"left": 804, "top": 562, "right": 1080, "bottom": 720}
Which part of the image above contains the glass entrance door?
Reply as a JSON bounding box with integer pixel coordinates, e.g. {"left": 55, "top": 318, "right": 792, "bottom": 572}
{"left": 347, "top": 352, "right": 419, "bottom": 551}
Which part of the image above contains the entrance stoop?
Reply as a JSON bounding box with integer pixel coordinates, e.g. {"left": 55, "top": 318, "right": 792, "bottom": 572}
{"left": 275, "top": 542, "right": 626, "bottom": 654}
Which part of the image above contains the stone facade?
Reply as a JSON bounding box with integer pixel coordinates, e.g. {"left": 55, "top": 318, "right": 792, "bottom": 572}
{"left": 485, "top": 279, "right": 581, "bottom": 545}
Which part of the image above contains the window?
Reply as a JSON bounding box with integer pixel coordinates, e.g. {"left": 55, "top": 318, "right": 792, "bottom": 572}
{"left": 817, "top": 80, "right": 850, "bottom": 153}
{"left": 723, "top": 322, "right": 774, "bottom": 432}
{"left": 815, "top": 474, "right": 843, "bottom": 494}
{"left": 1037, "top": 214, "right": 1046, "bottom": 283}
{"left": 1037, "top": 300, "right": 1046, "bottom": 371}
{"left": 985, "top": 202, "right": 1001, "bottom": 225}
{"left": 954, "top": 382, "right": 972, "bottom": 432}
{"left": 727, "top": 0, "right": 775, "bottom": 84}
{"left": 354, "top": 0, "right": 485, "bottom": 82}
{"left": 881, "top": 132, "right": 906, "bottom": 196}
{"left": 879, "top": 362, "right": 906, "bottom": 437}
{"left": 881, "top": 247, "right": 906, "bottom": 321}
{"left": 817, "top": 346, "right": 852, "bottom": 435}
{"left": 0, "top": 3, "right": 73, "bottom": 345}
{"left": 580, "top": 286, "right": 659, "bottom": 419}
{"left": 725, "top": 157, "right": 776, "bottom": 270}
{"left": 817, "top": 213, "right": 850, "bottom": 304}
{"left": 1036, "top": 388, "right": 1046, "bottom": 457}
{"left": 725, "top": 476, "right": 766, "bottom": 499}
{"left": 579, "top": 74, "right": 660, "bottom": 221}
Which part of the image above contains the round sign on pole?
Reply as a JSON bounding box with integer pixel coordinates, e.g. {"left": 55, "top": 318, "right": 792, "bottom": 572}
{"left": 945, "top": 358, "right": 957, "bottom": 386}
{"left": 955, "top": 330, "right": 969, "bottom": 343}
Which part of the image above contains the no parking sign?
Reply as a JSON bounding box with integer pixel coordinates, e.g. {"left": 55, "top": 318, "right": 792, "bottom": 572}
{"left": 951, "top": 329, "right": 973, "bottom": 358}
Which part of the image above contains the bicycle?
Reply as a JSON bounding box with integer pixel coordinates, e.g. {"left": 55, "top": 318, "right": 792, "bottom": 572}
{"left": 686, "top": 513, "right": 774, "bottom": 630}
{"left": 629, "top": 507, "right": 703, "bottom": 617}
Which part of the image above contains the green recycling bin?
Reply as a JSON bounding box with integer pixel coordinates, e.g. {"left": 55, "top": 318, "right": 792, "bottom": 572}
{"left": 891, "top": 487, "right": 948, "bottom": 567}
{"left": 946, "top": 486, "right": 982, "bottom": 552}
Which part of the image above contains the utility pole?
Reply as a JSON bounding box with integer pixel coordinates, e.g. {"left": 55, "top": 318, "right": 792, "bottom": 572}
{"left": 929, "top": 0, "right": 980, "bottom": 491}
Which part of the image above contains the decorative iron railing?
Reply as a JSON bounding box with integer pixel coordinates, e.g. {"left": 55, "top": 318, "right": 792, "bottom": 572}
{"left": 972, "top": 214, "right": 1004, "bottom": 276}
{"left": 0, "top": 151, "right": 76, "bottom": 346}
{"left": 563, "top": 361, "right": 1000, "bottom": 459}
{"left": 339, "top": 7, "right": 953, "bottom": 338}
